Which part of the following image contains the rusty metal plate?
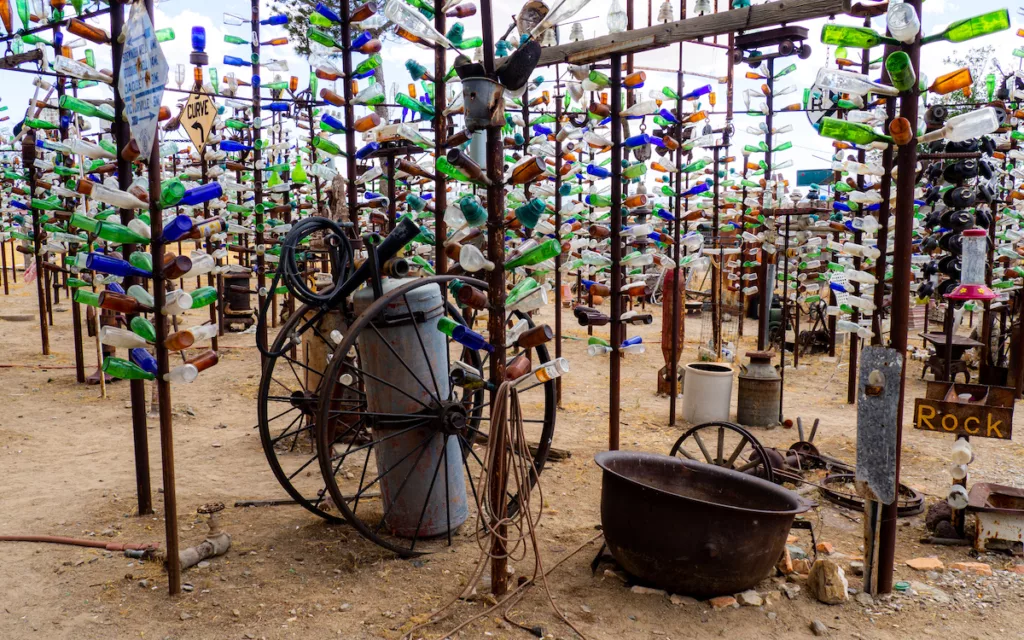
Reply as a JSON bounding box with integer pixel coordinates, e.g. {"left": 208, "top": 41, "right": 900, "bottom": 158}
{"left": 913, "top": 381, "right": 1014, "bottom": 440}
{"left": 856, "top": 346, "right": 903, "bottom": 505}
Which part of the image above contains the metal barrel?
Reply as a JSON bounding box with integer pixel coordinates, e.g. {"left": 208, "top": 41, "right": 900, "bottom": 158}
{"left": 737, "top": 351, "right": 781, "bottom": 427}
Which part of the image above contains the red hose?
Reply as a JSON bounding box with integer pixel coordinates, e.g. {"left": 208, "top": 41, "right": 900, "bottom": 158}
{"left": 0, "top": 535, "right": 160, "bottom": 551}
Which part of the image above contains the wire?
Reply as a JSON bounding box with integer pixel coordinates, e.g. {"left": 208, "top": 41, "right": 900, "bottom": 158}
{"left": 255, "top": 216, "right": 352, "bottom": 358}
{"left": 403, "top": 382, "right": 591, "bottom": 640}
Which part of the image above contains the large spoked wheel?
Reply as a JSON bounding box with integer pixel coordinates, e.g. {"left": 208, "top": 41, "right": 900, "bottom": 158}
{"left": 669, "top": 421, "right": 775, "bottom": 483}
{"left": 257, "top": 301, "right": 354, "bottom": 523}
{"left": 315, "top": 276, "right": 556, "bottom": 556}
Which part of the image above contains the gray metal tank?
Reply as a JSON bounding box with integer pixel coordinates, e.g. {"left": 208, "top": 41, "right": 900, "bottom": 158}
{"left": 352, "top": 279, "right": 468, "bottom": 538}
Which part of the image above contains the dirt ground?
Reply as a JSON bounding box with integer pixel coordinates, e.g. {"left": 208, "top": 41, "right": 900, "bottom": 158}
{"left": 5, "top": 269, "right": 1024, "bottom": 640}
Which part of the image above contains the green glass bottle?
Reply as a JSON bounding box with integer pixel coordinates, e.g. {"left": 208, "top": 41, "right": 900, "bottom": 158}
{"left": 884, "top": 51, "right": 916, "bottom": 92}
{"left": 396, "top": 93, "right": 434, "bottom": 119}
{"left": 311, "top": 136, "right": 343, "bottom": 156}
{"left": 818, "top": 117, "right": 893, "bottom": 146}
{"left": 73, "top": 289, "right": 101, "bottom": 307}
{"left": 307, "top": 27, "right": 340, "bottom": 49}
{"left": 96, "top": 221, "right": 150, "bottom": 245}
{"left": 59, "top": 95, "right": 115, "bottom": 122}
{"left": 130, "top": 316, "right": 157, "bottom": 343}
{"left": 921, "top": 9, "right": 1009, "bottom": 45}
{"left": 103, "top": 357, "right": 156, "bottom": 381}
{"left": 25, "top": 118, "right": 58, "bottom": 130}
{"left": 190, "top": 286, "right": 218, "bottom": 308}
{"left": 160, "top": 178, "right": 185, "bottom": 207}
{"left": 155, "top": 28, "right": 175, "bottom": 42}
{"left": 506, "top": 239, "right": 560, "bottom": 269}
{"left": 224, "top": 34, "right": 248, "bottom": 45}
{"left": 682, "top": 159, "right": 709, "bottom": 174}
{"left": 128, "top": 251, "right": 153, "bottom": 273}
{"left": 820, "top": 24, "right": 899, "bottom": 49}
{"left": 436, "top": 157, "right": 471, "bottom": 182}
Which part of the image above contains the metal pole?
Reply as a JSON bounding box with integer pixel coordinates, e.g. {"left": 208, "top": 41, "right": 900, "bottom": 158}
{"left": 141, "top": 0, "right": 181, "bottom": 596}
{"left": 339, "top": 0, "right": 360, "bottom": 238}
{"left": 480, "top": 0, "right": 508, "bottom": 597}
{"left": 110, "top": 2, "right": 153, "bottom": 516}
{"left": 757, "top": 56, "right": 775, "bottom": 351}
{"left": 25, "top": 136, "right": 49, "bottom": 355}
{"left": 553, "top": 83, "right": 563, "bottom": 407}
{"left": 876, "top": 1, "right": 921, "bottom": 594}
{"left": 252, "top": 0, "right": 266, "bottom": 362}
{"left": 434, "top": 7, "right": 447, "bottom": 275}
{"left": 609, "top": 54, "right": 623, "bottom": 451}
{"left": 668, "top": 40, "right": 683, "bottom": 425}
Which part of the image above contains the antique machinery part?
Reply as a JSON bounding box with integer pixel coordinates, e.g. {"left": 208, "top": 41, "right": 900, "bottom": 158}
{"left": 818, "top": 473, "right": 925, "bottom": 517}
{"left": 180, "top": 503, "right": 231, "bottom": 571}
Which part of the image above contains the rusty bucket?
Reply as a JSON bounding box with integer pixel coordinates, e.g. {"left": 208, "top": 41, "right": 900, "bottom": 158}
{"left": 463, "top": 77, "right": 506, "bottom": 131}
{"left": 595, "top": 451, "right": 810, "bottom": 597}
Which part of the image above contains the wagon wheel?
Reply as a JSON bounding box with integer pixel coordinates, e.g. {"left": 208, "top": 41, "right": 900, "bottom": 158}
{"left": 315, "top": 276, "right": 557, "bottom": 556}
{"left": 257, "top": 301, "right": 355, "bottom": 523}
{"left": 779, "top": 40, "right": 795, "bottom": 56}
{"left": 669, "top": 421, "right": 775, "bottom": 483}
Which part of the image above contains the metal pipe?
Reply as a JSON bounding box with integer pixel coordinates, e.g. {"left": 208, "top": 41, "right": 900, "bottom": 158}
{"left": 433, "top": 7, "right": 447, "bottom": 275}
{"left": 479, "top": 0, "right": 508, "bottom": 598}
{"left": 553, "top": 81, "right": 563, "bottom": 407}
{"left": 339, "top": 0, "right": 360, "bottom": 238}
{"left": 142, "top": 0, "right": 181, "bottom": 597}
{"left": 609, "top": 53, "right": 623, "bottom": 451}
{"left": 109, "top": 3, "right": 153, "bottom": 517}
{"left": 876, "top": 0, "right": 922, "bottom": 594}
{"left": 252, "top": 0, "right": 267, "bottom": 362}
{"left": 668, "top": 39, "right": 683, "bottom": 425}
{"left": 757, "top": 56, "right": 775, "bottom": 351}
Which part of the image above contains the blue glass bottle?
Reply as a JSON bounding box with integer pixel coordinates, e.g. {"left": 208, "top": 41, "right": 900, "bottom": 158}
{"left": 162, "top": 214, "right": 194, "bottom": 243}
{"left": 179, "top": 182, "right": 224, "bottom": 206}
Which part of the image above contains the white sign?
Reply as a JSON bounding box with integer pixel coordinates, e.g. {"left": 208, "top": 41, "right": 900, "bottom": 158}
{"left": 117, "top": 3, "right": 169, "bottom": 156}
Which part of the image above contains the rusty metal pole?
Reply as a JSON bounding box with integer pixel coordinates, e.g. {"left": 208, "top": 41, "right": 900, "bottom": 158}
{"left": 434, "top": 8, "right": 447, "bottom": 275}
{"left": 553, "top": 86, "right": 564, "bottom": 407}
{"left": 23, "top": 133, "right": 49, "bottom": 356}
{"left": 69, "top": 84, "right": 85, "bottom": 384}
{"left": 479, "top": 0, "right": 508, "bottom": 597}
{"left": 251, "top": 0, "right": 266, "bottom": 363}
{"left": 757, "top": 57, "right": 775, "bottom": 352}
{"left": 871, "top": 45, "right": 897, "bottom": 345}
{"left": 845, "top": 15, "right": 872, "bottom": 403}
{"left": 877, "top": 1, "right": 921, "bottom": 594}
{"left": 609, "top": 54, "right": 623, "bottom": 451}
{"left": 386, "top": 158, "right": 397, "bottom": 231}
{"left": 339, "top": 0, "right": 359, "bottom": 239}
{"left": 668, "top": 41, "right": 684, "bottom": 425}
{"left": 110, "top": 2, "right": 153, "bottom": 516}
{"left": 142, "top": 0, "right": 181, "bottom": 596}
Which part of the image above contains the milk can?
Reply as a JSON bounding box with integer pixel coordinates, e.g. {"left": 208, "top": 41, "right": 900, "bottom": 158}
{"left": 737, "top": 351, "right": 781, "bottom": 427}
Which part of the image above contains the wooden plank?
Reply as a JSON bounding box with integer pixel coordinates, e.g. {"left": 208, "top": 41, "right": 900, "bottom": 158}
{"left": 0, "top": 50, "right": 43, "bottom": 70}
{"left": 536, "top": 0, "right": 851, "bottom": 68}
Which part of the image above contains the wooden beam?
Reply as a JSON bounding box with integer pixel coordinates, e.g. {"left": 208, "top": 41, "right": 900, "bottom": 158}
{"left": 536, "top": 0, "right": 851, "bottom": 67}
{"left": 0, "top": 50, "right": 43, "bottom": 70}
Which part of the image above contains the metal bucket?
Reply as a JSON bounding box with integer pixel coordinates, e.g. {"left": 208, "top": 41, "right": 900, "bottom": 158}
{"left": 463, "top": 77, "right": 506, "bottom": 131}
{"left": 595, "top": 451, "right": 810, "bottom": 597}
{"left": 737, "top": 351, "right": 781, "bottom": 427}
{"left": 353, "top": 280, "right": 468, "bottom": 538}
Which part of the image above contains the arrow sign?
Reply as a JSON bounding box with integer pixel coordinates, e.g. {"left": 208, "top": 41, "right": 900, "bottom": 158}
{"left": 181, "top": 91, "right": 216, "bottom": 153}
{"left": 116, "top": 3, "right": 168, "bottom": 157}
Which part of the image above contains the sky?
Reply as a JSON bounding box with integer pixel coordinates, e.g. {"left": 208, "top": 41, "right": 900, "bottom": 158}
{"left": 2, "top": 0, "right": 1021, "bottom": 187}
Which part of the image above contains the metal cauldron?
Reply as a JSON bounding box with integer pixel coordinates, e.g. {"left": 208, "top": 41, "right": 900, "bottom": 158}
{"left": 595, "top": 451, "right": 810, "bottom": 597}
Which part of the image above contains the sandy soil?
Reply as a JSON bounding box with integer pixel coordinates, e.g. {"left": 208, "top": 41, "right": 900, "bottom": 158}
{"left": 4, "top": 269, "right": 1024, "bottom": 640}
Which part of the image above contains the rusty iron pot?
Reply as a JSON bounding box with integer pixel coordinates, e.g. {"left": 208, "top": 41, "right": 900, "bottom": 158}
{"left": 595, "top": 451, "right": 810, "bottom": 597}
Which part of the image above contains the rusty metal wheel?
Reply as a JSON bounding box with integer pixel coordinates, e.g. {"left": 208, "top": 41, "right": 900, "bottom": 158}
{"left": 669, "top": 421, "right": 775, "bottom": 483}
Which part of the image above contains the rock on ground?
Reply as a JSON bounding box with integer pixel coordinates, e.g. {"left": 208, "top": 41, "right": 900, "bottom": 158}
{"left": 807, "top": 559, "right": 849, "bottom": 604}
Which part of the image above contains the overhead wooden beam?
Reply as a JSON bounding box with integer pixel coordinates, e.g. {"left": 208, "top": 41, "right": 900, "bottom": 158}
{"left": 536, "top": 0, "right": 851, "bottom": 67}
{"left": 0, "top": 49, "right": 44, "bottom": 70}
